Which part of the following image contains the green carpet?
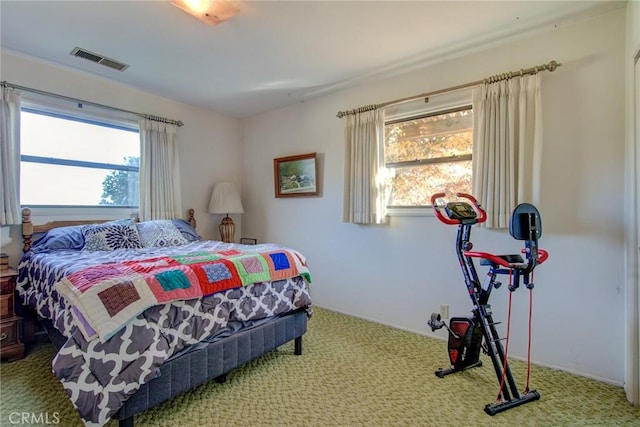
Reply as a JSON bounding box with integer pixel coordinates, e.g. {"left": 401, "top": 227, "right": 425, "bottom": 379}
{"left": 1, "top": 307, "right": 638, "bottom": 426}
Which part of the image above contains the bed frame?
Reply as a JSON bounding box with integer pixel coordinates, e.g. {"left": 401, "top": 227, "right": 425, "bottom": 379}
{"left": 42, "top": 309, "right": 307, "bottom": 427}
{"left": 20, "top": 208, "right": 308, "bottom": 427}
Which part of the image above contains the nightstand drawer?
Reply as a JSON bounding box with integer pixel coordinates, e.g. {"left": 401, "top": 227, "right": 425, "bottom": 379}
{"left": 0, "top": 318, "right": 20, "bottom": 346}
{"left": 0, "top": 293, "right": 14, "bottom": 318}
{"left": 0, "top": 277, "right": 16, "bottom": 294}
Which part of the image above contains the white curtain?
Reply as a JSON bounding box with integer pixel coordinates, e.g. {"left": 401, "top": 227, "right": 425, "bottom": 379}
{"left": 139, "top": 118, "right": 182, "bottom": 220}
{"left": 0, "top": 88, "right": 22, "bottom": 225}
{"left": 342, "top": 108, "right": 388, "bottom": 224}
{"left": 472, "top": 73, "right": 543, "bottom": 228}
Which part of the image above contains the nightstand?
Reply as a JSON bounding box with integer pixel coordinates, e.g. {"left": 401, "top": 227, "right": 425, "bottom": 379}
{"left": 1, "top": 267, "right": 25, "bottom": 361}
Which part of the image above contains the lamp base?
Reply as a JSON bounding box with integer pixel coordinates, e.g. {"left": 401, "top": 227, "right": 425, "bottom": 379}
{"left": 219, "top": 215, "right": 236, "bottom": 243}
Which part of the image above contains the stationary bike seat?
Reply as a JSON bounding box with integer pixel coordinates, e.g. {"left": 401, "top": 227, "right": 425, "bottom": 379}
{"left": 479, "top": 254, "right": 524, "bottom": 266}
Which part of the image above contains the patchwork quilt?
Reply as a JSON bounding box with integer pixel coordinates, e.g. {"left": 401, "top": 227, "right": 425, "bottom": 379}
{"left": 16, "top": 241, "right": 312, "bottom": 427}
{"left": 54, "top": 246, "right": 310, "bottom": 341}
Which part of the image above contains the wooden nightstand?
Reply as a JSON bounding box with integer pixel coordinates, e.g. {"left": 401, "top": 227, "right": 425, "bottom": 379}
{"left": 1, "top": 267, "right": 25, "bottom": 361}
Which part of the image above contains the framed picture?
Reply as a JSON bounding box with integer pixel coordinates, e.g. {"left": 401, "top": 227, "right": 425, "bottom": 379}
{"left": 274, "top": 152, "right": 318, "bottom": 198}
{"left": 240, "top": 237, "right": 257, "bottom": 245}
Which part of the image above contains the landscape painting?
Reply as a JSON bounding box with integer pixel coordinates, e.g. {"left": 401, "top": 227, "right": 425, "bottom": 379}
{"left": 274, "top": 152, "right": 318, "bottom": 198}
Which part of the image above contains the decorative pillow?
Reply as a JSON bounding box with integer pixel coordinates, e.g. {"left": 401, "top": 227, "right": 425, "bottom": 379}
{"left": 31, "top": 225, "right": 85, "bottom": 252}
{"left": 81, "top": 219, "right": 143, "bottom": 251}
{"left": 171, "top": 219, "right": 202, "bottom": 242}
{"left": 136, "top": 220, "right": 189, "bottom": 247}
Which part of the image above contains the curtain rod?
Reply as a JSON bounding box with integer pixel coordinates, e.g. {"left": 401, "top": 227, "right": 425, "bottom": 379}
{"left": 336, "top": 60, "right": 561, "bottom": 118}
{"left": 1, "top": 81, "right": 184, "bottom": 127}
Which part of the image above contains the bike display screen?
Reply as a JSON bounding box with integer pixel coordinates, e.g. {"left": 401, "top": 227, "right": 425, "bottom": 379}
{"left": 445, "top": 202, "right": 477, "bottom": 221}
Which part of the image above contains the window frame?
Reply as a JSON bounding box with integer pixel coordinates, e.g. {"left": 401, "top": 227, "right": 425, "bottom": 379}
{"left": 18, "top": 96, "right": 141, "bottom": 221}
{"left": 383, "top": 90, "right": 473, "bottom": 216}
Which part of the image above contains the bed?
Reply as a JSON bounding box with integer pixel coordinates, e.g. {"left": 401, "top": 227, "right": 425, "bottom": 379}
{"left": 16, "top": 208, "right": 312, "bottom": 427}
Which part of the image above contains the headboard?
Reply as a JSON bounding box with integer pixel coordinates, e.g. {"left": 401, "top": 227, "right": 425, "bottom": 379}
{"left": 21, "top": 208, "right": 197, "bottom": 253}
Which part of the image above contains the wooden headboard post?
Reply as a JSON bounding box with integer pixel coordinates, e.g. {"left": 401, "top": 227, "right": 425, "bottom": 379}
{"left": 22, "top": 208, "right": 33, "bottom": 253}
{"left": 188, "top": 208, "right": 196, "bottom": 230}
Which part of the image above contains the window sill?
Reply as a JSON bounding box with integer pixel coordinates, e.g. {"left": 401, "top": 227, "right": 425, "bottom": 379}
{"left": 386, "top": 206, "right": 435, "bottom": 217}
{"left": 20, "top": 206, "right": 138, "bottom": 224}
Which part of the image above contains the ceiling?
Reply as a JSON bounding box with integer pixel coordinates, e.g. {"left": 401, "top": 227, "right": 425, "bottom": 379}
{"left": 0, "top": 1, "right": 625, "bottom": 119}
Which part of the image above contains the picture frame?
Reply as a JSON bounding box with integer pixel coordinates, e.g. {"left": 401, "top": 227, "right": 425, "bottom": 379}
{"left": 240, "top": 237, "right": 257, "bottom": 245}
{"left": 274, "top": 152, "right": 318, "bottom": 198}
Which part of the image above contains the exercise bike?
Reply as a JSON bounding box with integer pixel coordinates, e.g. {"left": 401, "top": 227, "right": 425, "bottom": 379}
{"left": 427, "top": 192, "right": 548, "bottom": 415}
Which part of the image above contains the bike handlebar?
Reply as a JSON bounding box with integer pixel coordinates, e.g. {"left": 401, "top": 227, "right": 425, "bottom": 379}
{"left": 528, "top": 248, "right": 549, "bottom": 265}
{"left": 431, "top": 192, "right": 458, "bottom": 225}
{"left": 431, "top": 192, "right": 487, "bottom": 225}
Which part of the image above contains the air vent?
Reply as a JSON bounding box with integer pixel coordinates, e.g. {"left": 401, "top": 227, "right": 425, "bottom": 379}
{"left": 70, "top": 47, "right": 129, "bottom": 72}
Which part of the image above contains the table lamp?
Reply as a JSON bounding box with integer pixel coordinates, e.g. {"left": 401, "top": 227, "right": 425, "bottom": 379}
{"left": 208, "top": 182, "right": 244, "bottom": 243}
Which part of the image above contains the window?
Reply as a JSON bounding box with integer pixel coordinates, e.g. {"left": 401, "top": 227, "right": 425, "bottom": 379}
{"left": 20, "top": 108, "right": 140, "bottom": 207}
{"left": 384, "top": 93, "right": 473, "bottom": 208}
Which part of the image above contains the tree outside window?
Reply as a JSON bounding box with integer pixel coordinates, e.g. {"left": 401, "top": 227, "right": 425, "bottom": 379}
{"left": 384, "top": 106, "right": 473, "bottom": 207}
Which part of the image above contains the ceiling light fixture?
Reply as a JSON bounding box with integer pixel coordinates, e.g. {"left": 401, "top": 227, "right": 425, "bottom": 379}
{"left": 171, "top": 0, "right": 239, "bottom": 26}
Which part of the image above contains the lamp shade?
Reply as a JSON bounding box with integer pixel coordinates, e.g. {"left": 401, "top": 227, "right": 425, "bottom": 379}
{"left": 208, "top": 182, "right": 244, "bottom": 215}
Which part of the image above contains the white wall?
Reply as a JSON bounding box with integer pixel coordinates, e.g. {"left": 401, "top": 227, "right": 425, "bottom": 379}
{"left": 0, "top": 52, "right": 243, "bottom": 262}
{"left": 242, "top": 8, "right": 627, "bottom": 384}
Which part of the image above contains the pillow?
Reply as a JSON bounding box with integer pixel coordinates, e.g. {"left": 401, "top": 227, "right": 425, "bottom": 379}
{"left": 171, "top": 219, "right": 202, "bottom": 242}
{"left": 31, "top": 225, "right": 85, "bottom": 252}
{"left": 81, "top": 219, "right": 143, "bottom": 251}
{"left": 136, "top": 220, "right": 189, "bottom": 247}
